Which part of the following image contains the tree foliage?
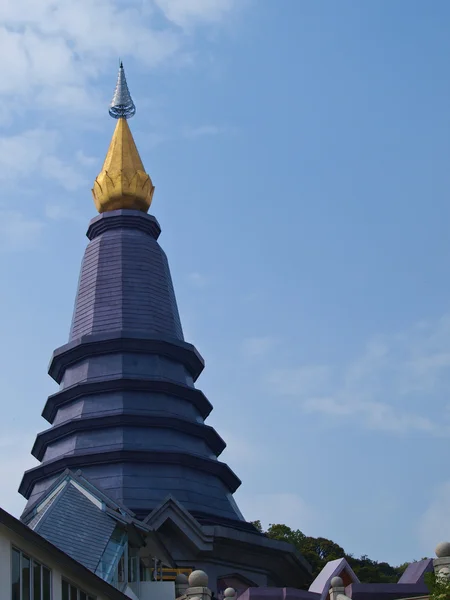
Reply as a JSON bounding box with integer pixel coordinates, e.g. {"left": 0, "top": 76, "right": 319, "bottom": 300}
{"left": 251, "top": 521, "right": 409, "bottom": 586}
{"left": 425, "top": 571, "right": 450, "bottom": 600}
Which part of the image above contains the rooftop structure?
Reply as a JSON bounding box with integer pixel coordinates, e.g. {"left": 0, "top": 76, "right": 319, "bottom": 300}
{"left": 0, "top": 503, "right": 134, "bottom": 600}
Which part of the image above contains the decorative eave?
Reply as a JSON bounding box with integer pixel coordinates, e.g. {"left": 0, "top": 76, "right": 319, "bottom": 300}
{"left": 19, "top": 450, "right": 241, "bottom": 500}
{"left": 21, "top": 468, "right": 136, "bottom": 524}
{"left": 86, "top": 209, "right": 161, "bottom": 240}
{"left": 32, "top": 414, "right": 226, "bottom": 461}
{"left": 42, "top": 378, "right": 213, "bottom": 423}
{"left": 48, "top": 331, "right": 205, "bottom": 384}
{"left": 145, "top": 495, "right": 214, "bottom": 552}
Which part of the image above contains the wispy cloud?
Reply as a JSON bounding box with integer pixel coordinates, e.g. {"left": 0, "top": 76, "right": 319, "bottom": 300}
{"left": 187, "top": 271, "right": 208, "bottom": 287}
{"left": 0, "top": 129, "right": 86, "bottom": 191}
{"left": 268, "top": 365, "right": 331, "bottom": 396}
{"left": 0, "top": 0, "right": 245, "bottom": 243}
{"left": 41, "top": 155, "right": 87, "bottom": 191}
{"left": 0, "top": 211, "right": 45, "bottom": 252}
{"left": 45, "top": 203, "right": 84, "bottom": 223}
{"left": 0, "top": 0, "right": 242, "bottom": 120}
{"left": 0, "top": 3, "right": 178, "bottom": 116}
{"left": 267, "top": 316, "right": 450, "bottom": 435}
{"left": 183, "top": 125, "right": 236, "bottom": 139}
{"left": 419, "top": 482, "right": 450, "bottom": 553}
{"left": 242, "top": 336, "right": 276, "bottom": 358}
{"left": 236, "top": 491, "right": 318, "bottom": 533}
{"left": 219, "top": 430, "right": 266, "bottom": 467}
{"left": 76, "top": 150, "right": 98, "bottom": 167}
{"left": 154, "top": 0, "right": 239, "bottom": 27}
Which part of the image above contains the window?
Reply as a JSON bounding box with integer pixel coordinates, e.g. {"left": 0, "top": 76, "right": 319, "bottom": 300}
{"left": 61, "top": 580, "right": 95, "bottom": 600}
{"left": 11, "top": 548, "right": 51, "bottom": 600}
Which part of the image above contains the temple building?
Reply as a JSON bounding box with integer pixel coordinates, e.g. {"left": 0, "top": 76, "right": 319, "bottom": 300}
{"left": 13, "top": 64, "right": 440, "bottom": 600}
{"left": 18, "top": 64, "right": 311, "bottom": 596}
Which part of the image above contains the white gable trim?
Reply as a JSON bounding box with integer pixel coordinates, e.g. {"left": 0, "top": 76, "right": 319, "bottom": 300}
{"left": 36, "top": 480, "right": 68, "bottom": 514}
{"left": 70, "top": 480, "right": 103, "bottom": 510}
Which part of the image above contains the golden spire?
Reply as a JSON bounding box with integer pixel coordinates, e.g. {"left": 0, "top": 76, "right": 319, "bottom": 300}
{"left": 92, "top": 63, "right": 155, "bottom": 214}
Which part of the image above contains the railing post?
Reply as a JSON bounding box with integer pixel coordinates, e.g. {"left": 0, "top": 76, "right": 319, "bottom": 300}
{"left": 434, "top": 542, "right": 450, "bottom": 580}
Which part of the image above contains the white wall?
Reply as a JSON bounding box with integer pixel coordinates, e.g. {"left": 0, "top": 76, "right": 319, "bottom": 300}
{"left": 138, "top": 582, "right": 175, "bottom": 600}
{"left": 0, "top": 524, "right": 111, "bottom": 600}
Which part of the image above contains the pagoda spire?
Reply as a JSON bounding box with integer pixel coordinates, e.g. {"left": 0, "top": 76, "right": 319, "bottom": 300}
{"left": 92, "top": 62, "right": 155, "bottom": 214}
{"left": 109, "top": 61, "right": 136, "bottom": 119}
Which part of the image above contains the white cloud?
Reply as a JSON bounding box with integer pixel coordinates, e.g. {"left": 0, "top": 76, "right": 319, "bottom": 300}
{"left": 155, "top": 0, "right": 238, "bottom": 27}
{"left": 419, "top": 482, "right": 450, "bottom": 552}
{"left": 187, "top": 271, "right": 208, "bottom": 287}
{"left": 76, "top": 150, "right": 98, "bottom": 167}
{"left": 219, "top": 430, "right": 265, "bottom": 467}
{"left": 0, "top": 211, "right": 44, "bottom": 252}
{"left": 241, "top": 336, "right": 275, "bottom": 358}
{"left": 146, "top": 132, "right": 172, "bottom": 149}
{"left": 0, "top": 0, "right": 241, "bottom": 118}
{"left": 0, "top": 129, "right": 85, "bottom": 191}
{"left": 0, "top": 129, "right": 53, "bottom": 176}
{"left": 268, "top": 316, "right": 450, "bottom": 435}
{"left": 45, "top": 203, "right": 84, "bottom": 222}
{"left": 268, "top": 365, "right": 332, "bottom": 396}
{"left": 236, "top": 491, "right": 317, "bottom": 533}
{"left": 0, "top": 0, "right": 244, "bottom": 234}
{"left": 182, "top": 125, "right": 235, "bottom": 138}
{"left": 41, "top": 156, "right": 87, "bottom": 191}
{"left": 0, "top": 1, "right": 243, "bottom": 233}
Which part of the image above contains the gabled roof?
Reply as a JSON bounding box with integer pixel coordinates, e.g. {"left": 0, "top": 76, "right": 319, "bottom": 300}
{"left": 145, "top": 494, "right": 214, "bottom": 552}
{"left": 0, "top": 506, "right": 129, "bottom": 600}
{"left": 22, "top": 468, "right": 136, "bottom": 524}
{"left": 23, "top": 469, "right": 174, "bottom": 569}
{"left": 32, "top": 480, "right": 116, "bottom": 572}
{"left": 398, "top": 559, "right": 433, "bottom": 584}
{"left": 146, "top": 496, "right": 312, "bottom": 588}
{"left": 309, "top": 558, "right": 360, "bottom": 600}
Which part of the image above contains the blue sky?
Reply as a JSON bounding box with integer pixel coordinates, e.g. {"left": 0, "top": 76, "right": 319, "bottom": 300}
{"left": 1, "top": 0, "right": 450, "bottom": 568}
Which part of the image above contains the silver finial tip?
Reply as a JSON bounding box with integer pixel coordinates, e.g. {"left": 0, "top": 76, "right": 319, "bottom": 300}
{"left": 109, "top": 62, "right": 136, "bottom": 120}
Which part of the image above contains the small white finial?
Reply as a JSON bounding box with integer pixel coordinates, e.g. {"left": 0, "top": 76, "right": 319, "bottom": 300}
{"left": 330, "top": 577, "right": 344, "bottom": 588}
{"left": 189, "top": 570, "right": 209, "bottom": 588}
{"left": 436, "top": 542, "right": 450, "bottom": 558}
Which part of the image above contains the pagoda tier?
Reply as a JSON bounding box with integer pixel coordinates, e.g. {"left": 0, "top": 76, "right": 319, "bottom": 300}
{"left": 20, "top": 210, "right": 243, "bottom": 524}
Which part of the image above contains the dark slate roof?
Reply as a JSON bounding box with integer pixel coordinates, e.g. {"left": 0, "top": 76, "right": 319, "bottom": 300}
{"left": 0, "top": 507, "right": 128, "bottom": 600}
{"left": 22, "top": 468, "right": 135, "bottom": 524}
{"left": 21, "top": 210, "right": 245, "bottom": 529}
{"left": 347, "top": 583, "right": 430, "bottom": 600}
{"left": 398, "top": 559, "right": 433, "bottom": 584}
{"left": 33, "top": 481, "right": 116, "bottom": 572}
{"left": 27, "top": 489, "right": 61, "bottom": 530}
{"left": 70, "top": 212, "right": 184, "bottom": 342}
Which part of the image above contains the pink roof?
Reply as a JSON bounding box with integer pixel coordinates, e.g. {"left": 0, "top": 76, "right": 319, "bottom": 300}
{"left": 309, "top": 558, "right": 360, "bottom": 600}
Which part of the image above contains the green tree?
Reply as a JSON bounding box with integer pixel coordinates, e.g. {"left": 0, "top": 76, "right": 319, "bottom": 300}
{"left": 266, "top": 524, "right": 306, "bottom": 547}
{"left": 254, "top": 522, "right": 410, "bottom": 585}
{"left": 425, "top": 571, "right": 450, "bottom": 600}
{"left": 251, "top": 520, "right": 263, "bottom": 533}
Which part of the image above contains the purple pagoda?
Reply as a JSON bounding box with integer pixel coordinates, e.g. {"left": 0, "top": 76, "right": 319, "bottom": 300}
{"left": 18, "top": 64, "right": 312, "bottom": 595}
